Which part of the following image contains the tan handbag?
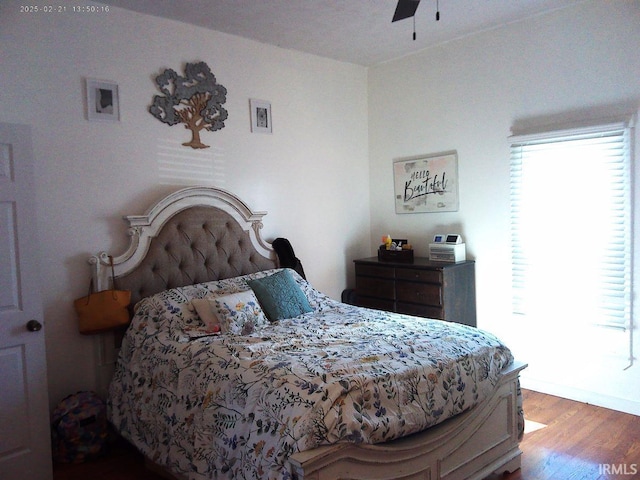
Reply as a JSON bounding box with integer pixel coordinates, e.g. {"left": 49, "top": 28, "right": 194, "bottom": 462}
{"left": 74, "top": 256, "right": 131, "bottom": 334}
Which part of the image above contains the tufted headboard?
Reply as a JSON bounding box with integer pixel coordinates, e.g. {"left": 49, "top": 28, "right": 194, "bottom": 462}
{"left": 90, "top": 186, "right": 278, "bottom": 307}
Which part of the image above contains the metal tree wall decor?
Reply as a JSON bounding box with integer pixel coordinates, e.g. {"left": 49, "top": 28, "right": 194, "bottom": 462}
{"left": 149, "top": 61, "right": 228, "bottom": 149}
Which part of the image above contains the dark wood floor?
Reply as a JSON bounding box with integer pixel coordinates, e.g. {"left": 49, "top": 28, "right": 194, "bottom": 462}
{"left": 53, "top": 389, "right": 640, "bottom": 480}
{"left": 486, "top": 390, "right": 640, "bottom": 480}
{"left": 52, "top": 436, "right": 165, "bottom": 480}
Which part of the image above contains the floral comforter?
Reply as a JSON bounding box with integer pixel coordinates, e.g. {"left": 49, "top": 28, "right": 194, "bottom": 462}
{"left": 108, "top": 269, "right": 515, "bottom": 480}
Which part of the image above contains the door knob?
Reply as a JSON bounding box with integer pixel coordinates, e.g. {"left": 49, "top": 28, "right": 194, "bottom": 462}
{"left": 26, "top": 320, "right": 42, "bottom": 332}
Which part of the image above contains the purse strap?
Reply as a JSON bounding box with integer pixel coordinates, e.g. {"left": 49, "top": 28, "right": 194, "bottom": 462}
{"left": 80, "top": 256, "right": 120, "bottom": 306}
{"left": 83, "top": 278, "right": 94, "bottom": 305}
{"left": 109, "top": 255, "right": 118, "bottom": 290}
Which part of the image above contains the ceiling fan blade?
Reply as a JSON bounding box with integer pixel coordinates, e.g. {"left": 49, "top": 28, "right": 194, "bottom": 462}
{"left": 392, "top": 0, "right": 421, "bottom": 22}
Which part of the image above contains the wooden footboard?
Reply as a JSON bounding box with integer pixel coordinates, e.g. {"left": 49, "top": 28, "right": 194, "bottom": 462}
{"left": 288, "top": 361, "right": 527, "bottom": 480}
{"left": 143, "top": 361, "right": 525, "bottom": 480}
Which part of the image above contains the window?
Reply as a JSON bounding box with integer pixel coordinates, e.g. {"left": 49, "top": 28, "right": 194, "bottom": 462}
{"left": 510, "top": 120, "right": 632, "bottom": 351}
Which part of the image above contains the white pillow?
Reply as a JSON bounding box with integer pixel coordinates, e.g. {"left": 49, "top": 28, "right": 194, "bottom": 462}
{"left": 191, "top": 298, "right": 221, "bottom": 332}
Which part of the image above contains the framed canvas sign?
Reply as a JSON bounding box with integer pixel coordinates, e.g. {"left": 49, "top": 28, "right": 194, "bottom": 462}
{"left": 393, "top": 151, "right": 459, "bottom": 213}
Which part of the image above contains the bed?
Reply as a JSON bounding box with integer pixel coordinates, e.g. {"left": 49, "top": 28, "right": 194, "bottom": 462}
{"left": 90, "top": 186, "right": 526, "bottom": 480}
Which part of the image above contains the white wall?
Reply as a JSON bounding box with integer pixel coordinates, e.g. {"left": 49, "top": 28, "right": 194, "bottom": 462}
{"left": 368, "top": 0, "right": 640, "bottom": 414}
{"left": 0, "top": 0, "right": 370, "bottom": 407}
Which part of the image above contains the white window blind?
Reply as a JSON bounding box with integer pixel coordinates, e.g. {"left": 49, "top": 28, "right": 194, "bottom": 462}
{"left": 510, "top": 121, "right": 632, "bottom": 331}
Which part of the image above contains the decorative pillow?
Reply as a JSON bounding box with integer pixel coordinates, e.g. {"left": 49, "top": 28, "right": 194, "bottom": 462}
{"left": 191, "top": 298, "right": 221, "bottom": 332}
{"left": 247, "top": 269, "right": 313, "bottom": 321}
{"left": 208, "top": 290, "right": 269, "bottom": 335}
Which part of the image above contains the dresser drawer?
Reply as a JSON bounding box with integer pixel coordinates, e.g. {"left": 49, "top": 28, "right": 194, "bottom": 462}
{"left": 355, "top": 276, "right": 395, "bottom": 300}
{"left": 357, "top": 296, "right": 395, "bottom": 312}
{"left": 396, "top": 281, "right": 442, "bottom": 306}
{"left": 396, "top": 302, "right": 444, "bottom": 319}
{"left": 355, "top": 264, "right": 395, "bottom": 279}
{"left": 395, "top": 268, "right": 442, "bottom": 284}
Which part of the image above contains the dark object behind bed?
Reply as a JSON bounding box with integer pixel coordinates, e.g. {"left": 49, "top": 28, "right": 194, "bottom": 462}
{"left": 272, "top": 237, "right": 306, "bottom": 279}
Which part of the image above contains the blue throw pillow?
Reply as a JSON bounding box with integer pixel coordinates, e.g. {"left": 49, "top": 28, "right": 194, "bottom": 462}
{"left": 247, "top": 269, "right": 312, "bottom": 321}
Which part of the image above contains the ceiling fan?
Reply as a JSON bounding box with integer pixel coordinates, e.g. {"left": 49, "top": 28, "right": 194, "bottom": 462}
{"left": 392, "top": 0, "right": 421, "bottom": 22}
{"left": 392, "top": 0, "right": 440, "bottom": 39}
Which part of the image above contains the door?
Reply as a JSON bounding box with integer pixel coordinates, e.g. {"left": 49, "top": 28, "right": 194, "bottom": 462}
{"left": 0, "top": 123, "right": 52, "bottom": 479}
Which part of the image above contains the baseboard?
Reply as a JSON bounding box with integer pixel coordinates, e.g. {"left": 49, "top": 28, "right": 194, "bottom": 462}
{"left": 521, "top": 377, "right": 640, "bottom": 416}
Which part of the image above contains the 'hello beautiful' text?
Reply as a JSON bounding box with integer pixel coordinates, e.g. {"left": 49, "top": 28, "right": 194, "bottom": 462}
{"left": 403, "top": 169, "right": 449, "bottom": 202}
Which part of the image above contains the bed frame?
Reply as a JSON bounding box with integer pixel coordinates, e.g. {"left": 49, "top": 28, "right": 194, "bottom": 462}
{"left": 90, "top": 186, "right": 526, "bottom": 480}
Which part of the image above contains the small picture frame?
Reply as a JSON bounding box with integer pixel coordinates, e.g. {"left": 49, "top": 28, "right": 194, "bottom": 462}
{"left": 250, "top": 99, "right": 272, "bottom": 133}
{"left": 86, "top": 78, "right": 119, "bottom": 122}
